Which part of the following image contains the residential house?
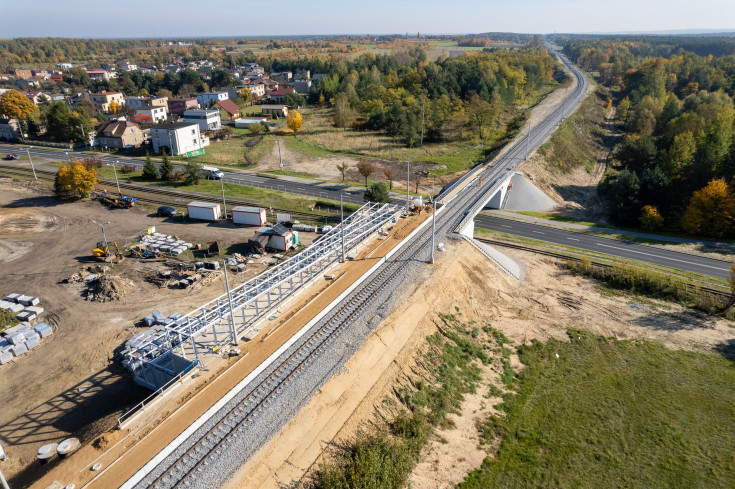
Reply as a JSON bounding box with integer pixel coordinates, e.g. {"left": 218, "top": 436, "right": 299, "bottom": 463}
{"left": 196, "top": 91, "right": 229, "bottom": 107}
{"left": 214, "top": 99, "right": 241, "bottom": 121}
{"left": 151, "top": 122, "right": 209, "bottom": 156}
{"left": 89, "top": 91, "right": 125, "bottom": 113}
{"left": 125, "top": 96, "right": 146, "bottom": 109}
{"left": 295, "top": 69, "right": 311, "bottom": 80}
{"left": 139, "top": 65, "right": 157, "bottom": 74}
{"left": 183, "top": 109, "right": 221, "bottom": 131}
{"left": 49, "top": 74, "right": 63, "bottom": 84}
{"left": 268, "top": 87, "right": 296, "bottom": 103}
{"left": 15, "top": 79, "right": 40, "bottom": 90}
{"left": 135, "top": 106, "right": 168, "bottom": 123}
{"left": 270, "top": 71, "right": 292, "bottom": 83}
{"left": 55, "top": 63, "right": 73, "bottom": 70}
{"left": 149, "top": 95, "right": 168, "bottom": 107}
{"left": 260, "top": 104, "right": 288, "bottom": 118}
{"left": 31, "top": 70, "right": 49, "bottom": 79}
{"left": 311, "top": 73, "right": 329, "bottom": 83}
{"left": 234, "top": 117, "right": 269, "bottom": 129}
{"left": 95, "top": 120, "right": 145, "bottom": 149}
{"left": 127, "top": 95, "right": 169, "bottom": 109}
{"left": 14, "top": 69, "right": 32, "bottom": 79}
{"left": 167, "top": 97, "right": 199, "bottom": 117}
{"left": 121, "top": 62, "right": 138, "bottom": 71}
{"left": 86, "top": 70, "right": 113, "bottom": 81}
{"left": 242, "top": 82, "right": 266, "bottom": 99}
{"left": 19, "top": 91, "right": 51, "bottom": 105}
{"left": 0, "top": 74, "right": 12, "bottom": 81}
{"left": 293, "top": 80, "right": 312, "bottom": 94}
{"left": 244, "top": 63, "right": 264, "bottom": 76}
{"left": 0, "top": 119, "right": 21, "bottom": 142}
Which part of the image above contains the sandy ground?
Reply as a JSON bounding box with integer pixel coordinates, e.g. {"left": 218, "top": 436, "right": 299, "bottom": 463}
{"left": 227, "top": 240, "right": 735, "bottom": 489}
{"left": 0, "top": 179, "right": 321, "bottom": 486}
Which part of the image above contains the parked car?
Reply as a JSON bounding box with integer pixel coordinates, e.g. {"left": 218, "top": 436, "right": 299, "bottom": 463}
{"left": 4, "top": 154, "right": 18, "bottom": 160}
{"left": 157, "top": 205, "right": 177, "bottom": 217}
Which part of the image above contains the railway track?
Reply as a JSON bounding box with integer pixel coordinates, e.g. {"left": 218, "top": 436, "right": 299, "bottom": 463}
{"left": 476, "top": 238, "right": 733, "bottom": 302}
{"left": 0, "top": 164, "right": 341, "bottom": 223}
{"left": 139, "top": 165, "right": 483, "bottom": 489}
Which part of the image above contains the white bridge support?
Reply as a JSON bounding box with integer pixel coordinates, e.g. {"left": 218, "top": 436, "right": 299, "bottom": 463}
{"left": 458, "top": 171, "right": 521, "bottom": 239}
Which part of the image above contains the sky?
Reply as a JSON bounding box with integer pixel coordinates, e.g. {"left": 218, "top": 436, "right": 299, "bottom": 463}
{"left": 2, "top": 0, "right": 734, "bottom": 38}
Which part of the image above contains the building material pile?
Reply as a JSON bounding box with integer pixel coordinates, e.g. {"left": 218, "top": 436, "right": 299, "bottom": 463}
{"left": 84, "top": 275, "right": 135, "bottom": 302}
{"left": 138, "top": 232, "right": 193, "bottom": 256}
{"left": 0, "top": 321, "right": 53, "bottom": 365}
{"left": 120, "top": 310, "right": 186, "bottom": 373}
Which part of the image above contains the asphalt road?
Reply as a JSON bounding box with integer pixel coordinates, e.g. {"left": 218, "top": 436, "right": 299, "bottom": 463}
{"left": 0, "top": 143, "right": 390, "bottom": 206}
{"left": 474, "top": 214, "right": 733, "bottom": 279}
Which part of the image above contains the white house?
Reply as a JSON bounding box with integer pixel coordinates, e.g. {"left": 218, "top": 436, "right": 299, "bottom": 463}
{"left": 196, "top": 91, "right": 229, "bottom": 107}
{"left": 122, "top": 62, "right": 138, "bottom": 71}
{"left": 151, "top": 122, "right": 209, "bottom": 156}
{"left": 135, "top": 106, "right": 167, "bottom": 123}
{"left": 183, "top": 109, "right": 221, "bottom": 131}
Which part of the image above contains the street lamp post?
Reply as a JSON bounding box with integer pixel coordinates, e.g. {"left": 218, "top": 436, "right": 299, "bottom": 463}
{"left": 112, "top": 160, "right": 121, "bottom": 196}
{"left": 340, "top": 194, "right": 345, "bottom": 263}
{"left": 277, "top": 139, "right": 283, "bottom": 171}
{"left": 25, "top": 147, "right": 37, "bottom": 180}
{"left": 406, "top": 157, "right": 411, "bottom": 213}
{"left": 92, "top": 220, "right": 113, "bottom": 264}
{"left": 431, "top": 197, "right": 436, "bottom": 264}
{"left": 220, "top": 177, "right": 227, "bottom": 219}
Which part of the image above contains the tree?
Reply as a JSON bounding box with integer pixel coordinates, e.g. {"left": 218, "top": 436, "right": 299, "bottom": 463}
{"left": 364, "top": 182, "right": 391, "bottom": 203}
{"left": 682, "top": 179, "right": 735, "bottom": 237}
{"left": 0, "top": 90, "right": 38, "bottom": 119}
{"left": 382, "top": 167, "right": 395, "bottom": 190}
{"left": 142, "top": 153, "right": 158, "bottom": 180}
{"left": 618, "top": 96, "right": 631, "bottom": 121}
{"left": 54, "top": 161, "right": 99, "bottom": 200}
{"left": 159, "top": 150, "right": 173, "bottom": 181}
{"left": 249, "top": 122, "right": 266, "bottom": 135}
{"left": 336, "top": 162, "right": 349, "bottom": 182}
{"left": 599, "top": 168, "right": 640, "bottom": 226}
{"left": 661, "top": 131, "right": 696, "bottom": 179}
{"left": 108, "top": 100, "right": 121, "bottom": 114}
{"left": 45, "top": 101, "right": 91, "bottom": 142}
{"left": 183, "top": 160, "right": 203, "bottom": 185}
{"left": 334, "top": 92, "right": 356, "bottom": 129}
{"left": 356, "top": 161, "right": 376, "bottom": 187}
{"left": 639, "top": 205, "right": 664, "bottom": 231}
{"left": 282, "top": 93, "right": 306, "bottom": 108}
{"left": 287, "top": 110, "right": 303, "bottom": 132}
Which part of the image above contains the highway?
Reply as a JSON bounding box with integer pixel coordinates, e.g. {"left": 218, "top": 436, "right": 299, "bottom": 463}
{"left": 475, "top": 214, "right": 733, "bottom": 279}
{"left": 0, "top": 142, "right": 373, "bottom": 205}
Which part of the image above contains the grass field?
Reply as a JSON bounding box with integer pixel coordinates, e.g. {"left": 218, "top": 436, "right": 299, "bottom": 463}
{"left": 461, "top": 329, "right": 735, "bottom": 489}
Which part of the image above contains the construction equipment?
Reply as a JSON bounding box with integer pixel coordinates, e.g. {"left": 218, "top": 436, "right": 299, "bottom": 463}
{"left": 92, "top": 241, "right": 124, "bottom": 262}
{"left": 91, "top": 191, "right": 137, "bottom": 209}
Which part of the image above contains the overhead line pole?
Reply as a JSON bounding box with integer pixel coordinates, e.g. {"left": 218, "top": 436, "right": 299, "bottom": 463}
{"left": 340, "top": 194, "right": 345, "bottom": 263}
{"left": 406, "top": 157, "right": 410, "bottom": 213}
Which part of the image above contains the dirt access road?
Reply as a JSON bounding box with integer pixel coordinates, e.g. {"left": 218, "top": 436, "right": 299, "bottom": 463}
{"left": 0, "top": 179, "right": 310, "bottom": 486}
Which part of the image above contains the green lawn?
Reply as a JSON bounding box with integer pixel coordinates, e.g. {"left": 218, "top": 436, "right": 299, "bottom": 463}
{"left": 462, "top": 330, "right": 735, "bottom": 489}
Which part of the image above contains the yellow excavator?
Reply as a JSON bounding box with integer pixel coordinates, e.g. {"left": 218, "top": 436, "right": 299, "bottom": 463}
{"left": 92, "top": 241, "right": 124, "bottom": 262}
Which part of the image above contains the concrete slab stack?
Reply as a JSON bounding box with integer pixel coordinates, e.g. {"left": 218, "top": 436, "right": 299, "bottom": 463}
{"left": 1, "top": 293, "right": 51, "bottom": 365}
{"left": 140, "top": 233, "right": 192, "bottom": 256}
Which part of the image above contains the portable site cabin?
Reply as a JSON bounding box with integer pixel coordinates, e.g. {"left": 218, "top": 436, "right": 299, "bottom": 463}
{"left": 248, "top": 224, "right": 294, "bottom": 252}
{"left": 187, "top": 201, "right": 221, "bottom": 221}
{"left": 267, "top": 223, "right": 294, "bottom": 251}
{"left": 232, "top": 206, "right": 267, "bottom": 226}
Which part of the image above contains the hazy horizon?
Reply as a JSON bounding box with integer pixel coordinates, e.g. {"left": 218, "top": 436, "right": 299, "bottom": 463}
{"left": 3, "top": 0, "right": 735, "bottom": 39}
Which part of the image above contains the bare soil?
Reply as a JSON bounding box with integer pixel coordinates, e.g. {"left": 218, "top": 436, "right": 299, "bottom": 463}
{"left": 0, "top": 180, "right": 318, "bottom": 486}
{"left": 226, "top": 240, "right": 735, "bottom": 489}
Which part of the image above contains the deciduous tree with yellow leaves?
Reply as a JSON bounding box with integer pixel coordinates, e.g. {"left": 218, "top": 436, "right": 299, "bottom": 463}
{"left": 682, "top": 179, "right": 735, "bottom": 237}
{"left": 0, "top": 89, "right": 38, "bottom": 119}
{"left": 287, "top": 110, "right": 302, "bottom": 132}
{"left": 54, "top": 161, "right": 99, "bottom": 200}
{"left": 639, "top": 205, "right": 664, "bottom": 231}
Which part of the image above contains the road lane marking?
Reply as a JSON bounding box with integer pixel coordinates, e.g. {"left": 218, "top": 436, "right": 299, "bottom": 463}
{"left": 501, "top": 225, "right": 511, "bottom": 228}
{"left": 567, "top": 238, "right": 579, "bottom": 241}
{"left": 533, "top": 231, "right": 544, "bottom": 234}
{"left": 595, "top": 243, "right": 728, "bottom": 271}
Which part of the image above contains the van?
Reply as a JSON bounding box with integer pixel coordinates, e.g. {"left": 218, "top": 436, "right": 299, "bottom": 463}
{"left": 202, "top": 166, "right": 224, "bottom": 179}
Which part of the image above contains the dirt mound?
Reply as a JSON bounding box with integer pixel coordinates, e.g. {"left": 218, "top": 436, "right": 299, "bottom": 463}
{"left": 85, "top": 275, "right": 134, "bottom": 302}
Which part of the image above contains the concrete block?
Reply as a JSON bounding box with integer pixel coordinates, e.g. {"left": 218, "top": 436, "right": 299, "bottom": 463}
{"left": 179, "top": 279, "right": 189, "bottom": 287}
{"left": 152, "top": 310, "right": 165, "bottom": 323}
{"left": 11, "top": 343, "right": 28, "bottom": 356}
{"left": 17, "top": 311, "right": 37, "bottom": 322}
{"left": 23, "top": 330, "right": 40, "bottom": 341}
{"left": 25, "top": 336, "right": 40, "bottom": 350}
{"left": 26, "top": 306, "right": 44, "bottom": 315}
{"left": 142, "top": 316, "right": 156, "bottom": 327}
{"left": 0, "top": 339, "right": 8, "bottom": 348}
{"left": 3, "top": 324, "right": 30, "bottom": 337}
{"left": 0, "top": 351, "right": 12, "bottom": 365}
{"left": 195, "top": 262, "right": 205, "bottom": 269}
{"left": 6, "top": 332, "right": 26, "bottom": 346}
{"left": 34, "top": 323, "right": 53, "bottom": 338}
{"left": 5, "top": 293, "right": 21, "bottom": 303}
{"left": 0, "top": 300, "right": 13, "bottom": 311}
{"left": 205, "top": 261, "right": 220, "bottom": 270}
{"left": 18, "top": 296, "right": 40, "bottom": 307}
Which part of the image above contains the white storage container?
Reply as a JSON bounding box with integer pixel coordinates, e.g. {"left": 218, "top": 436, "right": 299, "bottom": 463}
{"left": 187, "top": 202, "right": 221, "bottom": 221}
{"left": 232, "top": 206, "right": 267, "bottom": 226}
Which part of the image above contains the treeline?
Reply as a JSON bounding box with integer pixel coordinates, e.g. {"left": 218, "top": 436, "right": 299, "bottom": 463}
{"left": 564, "top": 38, "right": 735, "bottom": 238}
{"left": 302, "top": 48, "right": 557, "bottom": 147}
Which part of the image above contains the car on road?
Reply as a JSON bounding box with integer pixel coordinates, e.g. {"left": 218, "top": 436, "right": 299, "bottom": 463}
{"left": 4, "top": 153, "right": 18, "bottom": 160}
{"left": 157, "top": 205, "right": 177, "bottom": 217}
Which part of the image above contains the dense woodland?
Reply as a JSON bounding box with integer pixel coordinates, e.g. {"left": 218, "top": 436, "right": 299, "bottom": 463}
{"left": 562, "top": 37, "right": 735, "bottom": 238}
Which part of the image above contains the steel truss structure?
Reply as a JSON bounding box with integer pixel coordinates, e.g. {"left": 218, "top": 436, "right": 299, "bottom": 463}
{"left": 123, "top": 202, "right": 401, "bottom": 386}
